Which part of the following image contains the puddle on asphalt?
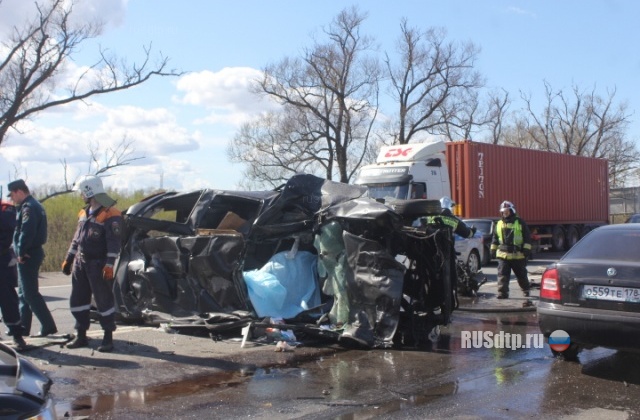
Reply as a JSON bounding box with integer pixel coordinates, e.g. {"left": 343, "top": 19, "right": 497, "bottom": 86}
{"left": 54, "top": 354, "right": 461, "bottom": 418}
{"left": 54, "top": 313, "right": 543, "bottom": 418}
{"left": 54, "top": 368, "right": 253, "bottom": 417}
{"left": 332, "top": 381, "right": 459, "bottom": 419}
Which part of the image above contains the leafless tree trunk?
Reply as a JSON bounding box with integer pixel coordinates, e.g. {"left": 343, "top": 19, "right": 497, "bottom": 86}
{"left": 484, "top": 89, "right": 511, "bottom": 145}
{"left": 515, "top": 81, "right": 638, "bottom": 186}
{"left": 0, "top": 0, "right": 182, "bottom": 147}
{"left": 230, "top": 7, "right": 379, "bottom": 187}
{"left": 385, "top": 20, "right": 484, "bottom": 144}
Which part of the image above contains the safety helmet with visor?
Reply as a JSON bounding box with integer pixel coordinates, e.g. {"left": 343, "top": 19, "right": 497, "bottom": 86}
{"left": 73, "top": 175, "right": 105, "bottom": 198}
{"left": 499, "top": 200, "right": 516, "bottom": 215}
{"left": 73, "top": 175, "right": 116, "bottom": 208}
{"left": 440, "top": 196, "right": 456, "bottom": 210}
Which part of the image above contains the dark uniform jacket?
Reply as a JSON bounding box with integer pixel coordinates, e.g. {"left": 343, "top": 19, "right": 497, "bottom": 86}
{"left": 0, "top": 201, "right": 15, "bottom": 256}
{"left": 13, "top": 195, "right": 47, "bottom": 259}
{"left": 65, "top": 205, "right": 122, "bottom": 266}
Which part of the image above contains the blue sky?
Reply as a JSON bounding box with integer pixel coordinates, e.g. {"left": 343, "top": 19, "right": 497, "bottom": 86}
{"left": 1, "top": 0, "right": 638, "bottom": 194}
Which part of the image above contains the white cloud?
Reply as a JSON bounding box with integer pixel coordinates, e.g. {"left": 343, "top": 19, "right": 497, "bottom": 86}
{"left": 0, "top": 0, "right": 128, "bottom": 37}
{"left": 0, "top": 103, "right": 204, "bottom": 192}
{"left": 174, "top": 67, "right": 280, "bottom": 127}
{"left": 506, "top": 7, "right": 537, "bottom": 19}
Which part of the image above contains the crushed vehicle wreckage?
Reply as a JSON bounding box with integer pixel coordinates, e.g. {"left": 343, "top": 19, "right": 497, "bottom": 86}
{"left": 113, "top": 174, "right": 458, "bottom": 349}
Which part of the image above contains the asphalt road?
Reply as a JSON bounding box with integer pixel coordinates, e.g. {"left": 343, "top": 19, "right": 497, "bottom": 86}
{"left": 22, "top": 281, "right": 639, "bottom": 419}
{"left": 0, "top": 271, "right": 341, "bottom": 418}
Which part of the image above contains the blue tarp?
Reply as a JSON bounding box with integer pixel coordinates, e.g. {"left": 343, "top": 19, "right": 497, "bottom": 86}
{"left": 243, "top": 250, "right": 321, "bottom": 319}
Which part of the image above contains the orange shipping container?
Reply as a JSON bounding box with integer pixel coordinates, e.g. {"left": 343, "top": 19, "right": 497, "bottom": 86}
{"left": 446, "top": 141, "right": 609, "bottom": 225}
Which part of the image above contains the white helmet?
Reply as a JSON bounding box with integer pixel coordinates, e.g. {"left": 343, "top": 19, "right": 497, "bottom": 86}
{"left": 73, "top": 175, "right": 105, "bottom": 198}
{"left": 440, "top": 196, "right": 455, "bottom": 210}
{"left": 499, "top": 200, "right": 516, "bottom": 214}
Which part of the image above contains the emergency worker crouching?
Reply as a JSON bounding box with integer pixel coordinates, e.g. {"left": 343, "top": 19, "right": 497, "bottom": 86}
{"left": 490, "top": 200, "right": 532, "bottom": 299}
{"left": 62, "top": 175, "right": 122, "bottom": 352}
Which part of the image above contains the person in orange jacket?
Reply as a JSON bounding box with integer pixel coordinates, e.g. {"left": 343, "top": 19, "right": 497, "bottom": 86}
{"left": 61, "top": 175, "right": 122, "bottom": 352}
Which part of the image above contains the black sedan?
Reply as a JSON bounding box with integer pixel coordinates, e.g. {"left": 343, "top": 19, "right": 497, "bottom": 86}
{"left": 537, "top": 224, "right": 640, "bottom": 360}
{"left": 0, "top": 342, "right": 56, "bottom": 419}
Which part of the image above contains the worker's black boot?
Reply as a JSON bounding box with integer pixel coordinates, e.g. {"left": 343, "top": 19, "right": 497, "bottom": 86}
{"left": 98, "top": 330, "right": 114, "bottom": 353}
{"left": 12, "top": 335, "right": 28, "bottom": 351}
{"left": 66, "top": 330, "right": 88, "bottom": 349}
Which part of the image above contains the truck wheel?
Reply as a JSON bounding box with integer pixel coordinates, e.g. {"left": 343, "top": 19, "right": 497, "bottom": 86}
{"left": 581, "top": 226, "right": 593, "bottom": 237}
{"left": 551, "top": 225, "right": 566, "bottom": 251}
{"left": 387, "top": 199, "right": 442, "bottom": 218}
{"left": 566, "top": 225, "right": 580, "bottom": 250}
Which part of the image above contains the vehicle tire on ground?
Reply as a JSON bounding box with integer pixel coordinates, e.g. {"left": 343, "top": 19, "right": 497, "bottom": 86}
{"left": 466, "top": 249, "right": 481, "bottom": 274}
{"left": 117, "top": 272, "right": 153, "bottom": 321}
{"left": 551, "top": 225, "right": 566, "bottom": 252}
{"left": 565, "top": 225, "right": 580, "bottom": 250}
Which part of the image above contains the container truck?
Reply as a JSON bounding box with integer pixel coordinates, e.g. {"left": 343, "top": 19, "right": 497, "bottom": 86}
{"left": 354, "top": 140, "right": 609, "bottom": 252}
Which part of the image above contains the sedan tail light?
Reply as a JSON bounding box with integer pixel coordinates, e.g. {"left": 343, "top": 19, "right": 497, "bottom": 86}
{"left": 540, "top": 268, "right": 561, "bottom": 300}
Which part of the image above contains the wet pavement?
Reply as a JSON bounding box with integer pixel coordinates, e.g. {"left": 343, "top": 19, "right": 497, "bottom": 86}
{"left": 456, "top": 264, "right": 544, "bottom": 313}
{"left": 453, "top": 251, "right": 553, "bottom": 315}
{"left": 0, "top": 255, "right": 560, "bottom": 418}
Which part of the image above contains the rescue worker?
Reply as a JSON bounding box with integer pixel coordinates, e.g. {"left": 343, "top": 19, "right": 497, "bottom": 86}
{"left": 0, "top": 197, "right": 28, "bottom": 350}
{"left": 62, "top": 175, "right": 122, "bottom": 352}
{"left": 427, "top": 197, "right": 475, "bottom": 238}
{"left": 8, "top": 179, "right": 58, "bottom": 338}
{"left": 490, "top": 200, "right": 532, "bottom": 299}
{"left": 425, "top": 197, "right": 477, "bottom": 314}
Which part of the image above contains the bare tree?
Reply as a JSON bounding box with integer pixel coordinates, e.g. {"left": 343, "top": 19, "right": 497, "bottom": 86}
{"left": 385, "top": 20, "right": 484, "bottom": 144}
{"left": 36, "top": 137, "right": 143, "bottom": 201}
{"left": 483, "top": 89, "right": 511, "bottom": 145}
{"left": 0, "top": 0, "right": 182, "bottom": 147}
{"left": 232, "top": 7, "right": 379, "bottom": 186}
{"left": 514, "top": 81, "right": 638, "bottom": 186}
{"left": 228, "top": 110, "right": 324, "bottom": 189}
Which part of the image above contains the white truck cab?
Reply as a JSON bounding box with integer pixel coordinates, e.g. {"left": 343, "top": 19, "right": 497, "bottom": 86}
{"left": 354, "top": 141, "right": 451, "bottom": 201}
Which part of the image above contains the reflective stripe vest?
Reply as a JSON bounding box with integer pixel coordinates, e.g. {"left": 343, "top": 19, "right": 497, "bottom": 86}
{"left": 491, "top": 218, "right": 532, "bottom": 260}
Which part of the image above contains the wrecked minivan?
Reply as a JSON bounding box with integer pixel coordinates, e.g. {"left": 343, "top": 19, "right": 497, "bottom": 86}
{"left": 113, "top": 174, "right": 456, "bottom": 348}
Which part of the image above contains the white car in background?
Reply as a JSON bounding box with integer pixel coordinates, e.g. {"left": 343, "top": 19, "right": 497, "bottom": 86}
{"left": 454, "top": 230, "right": 484, "bottom": 274}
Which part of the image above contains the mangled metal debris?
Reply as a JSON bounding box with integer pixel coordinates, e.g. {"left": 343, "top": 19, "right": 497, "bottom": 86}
{"left": 113, "top": 174, "right": 455, "bottom": 349}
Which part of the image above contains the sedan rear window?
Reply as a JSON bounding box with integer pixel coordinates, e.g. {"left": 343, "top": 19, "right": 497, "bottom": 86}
{"left": 565, "top": 229, "right": 640, "bottom": 261}
{"left": 470, "top": 221, "right": 492, "bottom": 235}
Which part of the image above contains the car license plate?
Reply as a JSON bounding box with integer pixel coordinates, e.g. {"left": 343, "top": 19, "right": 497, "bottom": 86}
{"left": 583, "top": 285, "right": 640, "bottom": 303}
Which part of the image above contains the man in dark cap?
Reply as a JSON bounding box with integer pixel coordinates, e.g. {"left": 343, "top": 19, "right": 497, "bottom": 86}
{"left": 7, "top": 179, "right": 58, "bottom": 337}
{"left": 0, "top": 197, "right": 28, "bottom": 350}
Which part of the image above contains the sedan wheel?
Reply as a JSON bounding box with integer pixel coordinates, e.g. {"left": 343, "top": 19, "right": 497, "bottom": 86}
{"left": 467, "top": 250, "right": 481, "bottom": 274}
